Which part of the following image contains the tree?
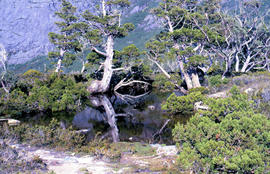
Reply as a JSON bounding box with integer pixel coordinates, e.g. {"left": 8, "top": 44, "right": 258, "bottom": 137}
{"left": 79, "top": 0, "right": 135, "bottom": 93}
{"left": 0, "top": 43, "right": 9, "bottom": 93}
{"left": 213, "top": 0, "right": 270, "bottom": 76}
{"left": 48, "top": 0, "right": 82, "bottom": 73}
{"left": 150, "top": 0, "right": 222, "bottom": 90}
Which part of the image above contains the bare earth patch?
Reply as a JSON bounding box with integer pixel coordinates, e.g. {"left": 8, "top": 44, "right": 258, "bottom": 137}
{"left": 8, "top": 143, "right": 178, "bottom": 174}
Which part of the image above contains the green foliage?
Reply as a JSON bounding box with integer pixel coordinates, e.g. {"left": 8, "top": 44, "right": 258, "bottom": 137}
{"left": 0, "top": 72, "right": 89, "bottom": 116}
{"left": 22, "top": 69, "right": 43, "bottom": 78}
{"left": 153, "top": 74, "right": 174, "bottom": 92}
{"left": 48, "top": 0, "right": 82, "bottom": 69}
{"left": 146, "top": 0, "right": 224, "bottom": 89}
{"left": 162, "top": 91, "right": 205, "bottom": 115}
{"left": 26, "top": 73, "right": 89, "bottom": 112}
{"left": 173, "top": 87, "right": 270, "bottom": 173}
{"left": 152, "top": 73, "right": 182, "bottom": 92}
{"left": 188, "top": 87, "right": 209, "bottom": 95}
{"left": 202, "top": 86, "right": 253, "bottom": 121}
{"left": 208, "top": 75, "right": 229, "bottom": 88}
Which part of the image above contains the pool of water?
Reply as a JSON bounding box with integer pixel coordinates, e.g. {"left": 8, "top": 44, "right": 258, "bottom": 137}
{"left": 22, "top": 91, "right": 190, "bottom": 145}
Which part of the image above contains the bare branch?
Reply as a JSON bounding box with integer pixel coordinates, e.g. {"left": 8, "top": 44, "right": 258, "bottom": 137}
{"left": 92, "top": 46, "right": 107, "bottom": 57}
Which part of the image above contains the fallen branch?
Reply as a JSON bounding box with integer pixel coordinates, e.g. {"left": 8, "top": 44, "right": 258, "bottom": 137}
{"left": 153, "top": 119, "right": 171, "bottom": 138}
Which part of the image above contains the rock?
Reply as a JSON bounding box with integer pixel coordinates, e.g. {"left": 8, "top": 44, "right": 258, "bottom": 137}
{"left": 194, "top": 101, "right": 209, "bottom": 111}
{"left": 208, "top": 91, "right": 227, "bottom": 98}
{"left": 261, "top": 88, "right": 270, "bottom": 102}
{"left": 244, "top": 88, "right": 255, "bottom": 94}
{"left": 148, "top": 105, "right": 155, "bottom": 110}
{"left": 151, "top": 144, "right": 177, "bottom": 156}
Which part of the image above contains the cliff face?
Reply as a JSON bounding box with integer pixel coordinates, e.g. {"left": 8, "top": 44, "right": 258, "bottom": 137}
{"left": 0, "top": 0, "right": 159, "bottom": 64}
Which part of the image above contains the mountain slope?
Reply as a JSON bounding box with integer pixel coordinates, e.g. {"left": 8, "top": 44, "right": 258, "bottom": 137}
{"left": 0, "top": 0, "right": 159, "bottom": 67}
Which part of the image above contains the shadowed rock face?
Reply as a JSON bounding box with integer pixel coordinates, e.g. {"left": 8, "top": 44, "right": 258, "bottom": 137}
{"left": 0, "top": 0, "right": 158, "bottom": 65}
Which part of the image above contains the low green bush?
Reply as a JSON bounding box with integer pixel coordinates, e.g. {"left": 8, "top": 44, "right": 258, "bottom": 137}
{"left": 0, "top": 72, "right": 90, "bottom": 116}
{"left": 172, "top": 87, "right": 270, "bottom": 173}
{"left": 162, "top": 91, "right": 205, "bottom": 115}
{"left": 208, "top": 75, "right": 229, "bottom": 88}
{"left": 188, "top": 87, "right": 209, "bottom": 94}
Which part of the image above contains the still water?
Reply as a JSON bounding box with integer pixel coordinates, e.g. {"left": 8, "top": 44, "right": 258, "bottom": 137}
{"left": 24, "top": 91, "right": 190, "bottom": 145}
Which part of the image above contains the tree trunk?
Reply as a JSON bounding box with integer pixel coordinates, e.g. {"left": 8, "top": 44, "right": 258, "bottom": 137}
{"left": 1, "top": 80, "right": 9, "bottom": 93}
{"left": 81, "top": 60, "right": 86, "bottom": 73}
{"left": 241, "top": 55, "right": 252, "bottom": 72}
{"left": 222, "top": 57, "right": 232, "bottom": 78}
{"left": 191, "top": 72, "right": 201, "bottom": 88}
{"left": 178, "top": 58, "right": 193, "bottom": 89}
{"left": 88, "top": 35, "right": 114, "bottom": 93}
{"left": 55, "top": 59, "right": 62, "bottom": 73}
{"left": 235, "top": 53, "right": 240, "bottom": 72}
{"left": 152, "top": 60, "right": 171, "bottom": 79}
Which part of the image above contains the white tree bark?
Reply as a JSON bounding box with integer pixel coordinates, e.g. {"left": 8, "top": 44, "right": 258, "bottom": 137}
{"left": 88, "top": 35, "right": 114, "bottom": 93}
{"left": 0, "top": 43, "right": 7, "bottom": 72}
{"left": 81, "top": 60, "right": 86, "bottom": 73}
{"left": 235, "top": 52, "right": 240, "bottom": 72}
{"left": 55, "top": 59, "right": 62, "bottom": 73}
{"left": 0, "top": 43, "right": 9, "bottom": 93}
{"left": 191, "top": 72, "right": 201, "bottom": 88}
{"left": 102, "top": 0, "right": 106, "bottom": 17}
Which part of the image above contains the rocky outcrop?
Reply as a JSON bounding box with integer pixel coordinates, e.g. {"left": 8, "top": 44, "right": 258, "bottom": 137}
{"left": 0, "top": 0, "right": 158, "bottom": 65}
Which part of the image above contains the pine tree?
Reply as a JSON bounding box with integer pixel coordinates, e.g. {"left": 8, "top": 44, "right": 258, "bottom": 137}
{"left": 149, "top": 0, "right": 223, "bottom": 90}
{"left": 78, "top": 0, "right": 135, "bottom": 93}
{"left": 48, "top": 0, "right": 82, "bottom": 73}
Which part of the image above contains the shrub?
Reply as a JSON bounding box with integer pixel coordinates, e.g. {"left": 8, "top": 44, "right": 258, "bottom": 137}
{"left": 153, "top": 73, "right": 182, "bottom": 92}
{"left": 153, "top": 74, "right": 174, "bottom": 92}
{"left": 22, "top": 69, "right": 43, "bottom": 78}
{"left": 0, "top": 73, "right": 90, "bottom": 116}
{"left": 162, "top": 91, "right": 205, "bottom": 115}
{"left": 208, "top": 75, "right": 229, "bottom": 88}
{"left": 172, "top": 87, "right": 270, "bottom": 173}
{"left": 188, "top": 87, "right": 209, "bottom": 94}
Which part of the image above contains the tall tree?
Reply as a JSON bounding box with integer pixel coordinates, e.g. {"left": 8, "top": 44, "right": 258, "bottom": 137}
{"left": 48, "top": 0, "right": 82, "bottom": 73}
{"left": 213, "top": 0, "right": 270, "bottom": 76}
{"left": 79, "top": 0, "right": 135, "bottom": 93}
{"left": 150, "top": 0, "right": 222, "bottom": 90}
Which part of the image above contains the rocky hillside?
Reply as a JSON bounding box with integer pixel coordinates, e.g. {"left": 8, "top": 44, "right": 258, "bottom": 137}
{"left": 0, "top": 0, "right": 159, "bottom": 65}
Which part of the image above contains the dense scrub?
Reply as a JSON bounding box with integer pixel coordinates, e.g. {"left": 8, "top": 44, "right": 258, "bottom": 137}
{"left": 172, "top": 87, "right": 270, "bottom": 173}
{"left": 0, "top": 70, "right": 90, "bottom": 117}
{"left": 162, "top": 90, "right": 205, "bottom": 116}
{"left": 152, "top": 73, "right": 182, "bottom": 92}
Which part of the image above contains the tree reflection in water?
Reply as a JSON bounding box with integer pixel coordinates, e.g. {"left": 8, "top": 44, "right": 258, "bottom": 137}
{"left": 90, "top": 95, "right": 119, "bottom": 142}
